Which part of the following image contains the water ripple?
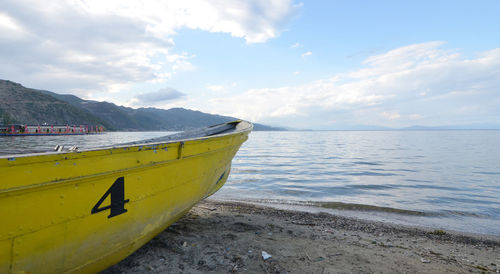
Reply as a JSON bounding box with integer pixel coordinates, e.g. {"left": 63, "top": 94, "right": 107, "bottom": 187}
{"left": 219, "top": 130, "right": 500, "bottom": 235}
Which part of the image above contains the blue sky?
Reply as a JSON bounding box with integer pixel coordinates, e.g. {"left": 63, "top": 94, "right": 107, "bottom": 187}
{"left": 1, "top": 0, "right": 499, "bottom": 129}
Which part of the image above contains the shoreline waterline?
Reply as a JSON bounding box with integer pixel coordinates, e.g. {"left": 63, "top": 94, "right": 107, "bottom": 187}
{"left": 210, "top": 196, "right": 500, "bottom": 237}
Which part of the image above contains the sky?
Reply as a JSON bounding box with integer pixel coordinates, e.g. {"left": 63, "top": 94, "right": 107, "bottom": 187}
{"left": 1, "top": 0, "right": 499, "bottom": 129}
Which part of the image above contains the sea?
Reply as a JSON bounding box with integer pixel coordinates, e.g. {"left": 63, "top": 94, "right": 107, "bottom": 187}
{"left": 1, "top": 130, "right": 499, "bottom": 236}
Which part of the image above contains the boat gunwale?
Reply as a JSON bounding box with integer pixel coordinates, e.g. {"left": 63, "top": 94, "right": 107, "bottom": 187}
{"left": 0, "top": 140, "right": 244, "bottom": 197}
{"left": 0, "top": 120, "right": 253, "bottom": 160}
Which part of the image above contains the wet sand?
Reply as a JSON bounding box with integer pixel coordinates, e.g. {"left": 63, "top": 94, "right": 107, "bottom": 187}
{"left": 103, "top": 200, "right": 500, "bottom": 273}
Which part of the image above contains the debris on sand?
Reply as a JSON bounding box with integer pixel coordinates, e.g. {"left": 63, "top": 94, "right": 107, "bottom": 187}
{"left": 261, "top": 251, "right": 272, "bottom": 261}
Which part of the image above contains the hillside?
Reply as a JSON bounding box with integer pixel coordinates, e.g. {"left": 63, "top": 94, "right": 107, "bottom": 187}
{"left": 0, "top": 80, "right": 282, "bottom": 131}
{"left": 0, "top": 80, "right": 112, "bottom": 128}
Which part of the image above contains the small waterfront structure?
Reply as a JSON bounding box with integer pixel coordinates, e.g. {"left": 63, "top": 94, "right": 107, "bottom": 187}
{"left": 0, "top": 124, "right": 104, "bottom": 136}
{"left": 0, "top": 120, "right": 252, "bottom": 273}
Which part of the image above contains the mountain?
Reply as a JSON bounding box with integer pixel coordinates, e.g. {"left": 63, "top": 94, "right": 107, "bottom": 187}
{"left": 0, "top": 79, "right": 282, "bottom": 131}
{"left": 0, "top": 80, "right": 112, "bottom": 128}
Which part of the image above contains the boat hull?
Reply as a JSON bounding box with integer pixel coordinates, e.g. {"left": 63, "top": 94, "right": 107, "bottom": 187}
{"left": 0, "top": 121, "right": 251, "bottom": 273}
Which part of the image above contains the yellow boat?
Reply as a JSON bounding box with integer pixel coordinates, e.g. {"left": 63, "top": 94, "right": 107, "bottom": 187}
{"left": 0, "top": 120, "right": 252, "bottom": 273}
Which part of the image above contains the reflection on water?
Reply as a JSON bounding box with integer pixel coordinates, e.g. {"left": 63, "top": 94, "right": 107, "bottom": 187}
{"left": 214, "top": 130, "right": 500, "bottom": 235}
{"left": 1, "top": 130, "right": 500, "bottom": 235}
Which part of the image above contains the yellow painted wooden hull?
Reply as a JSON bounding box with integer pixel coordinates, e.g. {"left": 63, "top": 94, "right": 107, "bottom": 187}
{"left": 0, "top": 121, "right": 252, "bottom": 273}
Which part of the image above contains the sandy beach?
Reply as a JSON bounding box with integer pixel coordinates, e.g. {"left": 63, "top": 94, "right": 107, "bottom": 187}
{"left": 103, "top": 200, "right": 500, "bottom": 273}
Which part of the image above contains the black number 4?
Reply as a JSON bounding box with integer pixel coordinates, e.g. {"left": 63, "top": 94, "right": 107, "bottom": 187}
{"left": 91, "top": 177, "right": 130, "bottom": 218}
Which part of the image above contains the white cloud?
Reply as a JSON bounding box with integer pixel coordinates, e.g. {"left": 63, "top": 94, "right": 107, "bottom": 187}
{"left": 301, "top": 51, "right": 312, "bottom": 58}
{"left": 204, "top": 42, "right": 500, "bottom": 128}
{"left": 206, "top": 85, "right": 225, "bottom": 92}
{"left": 72, "top": 0, "right": 298, "bottom": 44}
{"left": 0, "top": 0, "right": 297, "bottom": 95}
{"left": 291, "top": 42, "right": 303, "bottom": 48}
{"left": 166, "top": 53, "right": 196, "bottom": 72}
{"left": 0, "top": 12, "right": 23, "bottom": 32}
{"left": 382, "top": 111, "right": 401, "bottom": 120}
{"left": 0, "top": 12, "right": 28, "bottom": 40}
{"left": 134, "top": 87, "right": 186, "bottom": 105}
{"left": 206, "top": 83, "right": 237, "bottom": 92}
{"left": 409, "top": 114, "right": 423, "bottom": 120}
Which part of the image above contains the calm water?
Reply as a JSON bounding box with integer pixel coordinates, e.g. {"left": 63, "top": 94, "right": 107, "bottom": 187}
{"left": 1, "top": 130, "right": 500, "bottom": 235}
{"left": 216, "top": 130, "right": 500, "bottom": 236}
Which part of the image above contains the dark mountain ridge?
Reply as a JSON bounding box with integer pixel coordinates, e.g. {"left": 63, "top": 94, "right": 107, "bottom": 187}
{"left": 0, "top": 80, "right": 110, "bottom": 128}
{"left": 0, "top": 80, "right": 282, "bottom": 131}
